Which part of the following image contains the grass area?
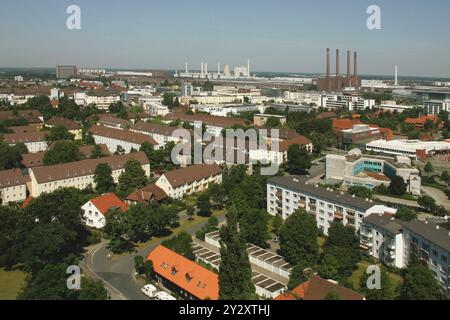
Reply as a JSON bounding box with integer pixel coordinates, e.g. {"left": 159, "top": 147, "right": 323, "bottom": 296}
{"left": 133, "top": 210, "right": 225, "bottom": 251}
{"left": 0, "top": 269, "right": 27, "bottom": 300}
{"left": 349, "top": 261, "right": 403, "bottom": 292}
{"left": 317, "top": 237, "right": 326, "bottom": 254}
{"left": 182, "top": 195, "right": 199, "bottom": 208}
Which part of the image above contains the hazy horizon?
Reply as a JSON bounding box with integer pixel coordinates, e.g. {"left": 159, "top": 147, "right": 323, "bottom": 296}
{"left": 1, "top": 0, "right": 450, "bottom": 78}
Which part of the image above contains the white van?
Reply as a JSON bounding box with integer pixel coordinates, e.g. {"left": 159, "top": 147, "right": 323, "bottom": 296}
{"left": 141, "top": 284, "right": 157, "bottom": 299}
{"left": 154, "top": 291, "right": 176, "bottom": 300}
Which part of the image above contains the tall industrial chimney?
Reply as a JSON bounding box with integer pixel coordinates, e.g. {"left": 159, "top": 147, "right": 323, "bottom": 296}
{"left": 354, "top": 51, "right": 358, "bottom": 78}
{"left": 347, "top": 50, "right": 350, "bottom": 78}
{"left": 395, "top": 65, "right": 398, "bottom": 86}
{"left": 336, "top": 49, "right": 340, "bottom": 76}
{"left": 247, "top": 58, "right": 251, "bottom": 77}
{"left": 201, "top": 62, "right": 204, "bottom": 77}
{"left": 185, "top": 62, "right": 188, "bottom": 74}
{"left": 204, "top": 62, "right": 208, "bottom": 75}
{"left": 326, "top": 48, "right": 330, "bottom": 77}
{"left": 218, "top": 63, "right": 221, "bottom": 75}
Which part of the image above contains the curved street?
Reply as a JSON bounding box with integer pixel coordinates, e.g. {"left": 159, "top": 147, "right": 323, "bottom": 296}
{"left": 82, "top": 213, "right": 227, "bottom": 300}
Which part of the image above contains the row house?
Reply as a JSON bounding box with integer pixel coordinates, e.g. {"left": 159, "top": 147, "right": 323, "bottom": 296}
{"left": 3, "top": 131, "right": 48, "bottom": 153}
{"left": 0, "top": 169, "right": 28, "bottom": 205}
{"left": 130, "top": 121, "right": 190, "bottom": 147}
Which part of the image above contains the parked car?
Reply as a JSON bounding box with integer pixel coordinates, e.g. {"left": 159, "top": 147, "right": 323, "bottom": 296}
{"left": 154, "top": 291, "right": 176, "bottom": 300}
{"left": 141, "top": 284, "right": 157, "bottom": 299}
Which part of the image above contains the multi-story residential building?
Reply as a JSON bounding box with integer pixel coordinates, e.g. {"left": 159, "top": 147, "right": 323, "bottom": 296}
{"left": 74, "top": 88, "right": 121, "bottom": 109}
{"left": 29, "top": 152, "right": 150, "bottom": 197}
{"left": 81, "top": 193, "right": 128, "bottom": 229}
{"left": 155, "top": 164, "right": 222, "bottom": 199}
{"left": 0, "top": 110, "right": 44, "bottom": 128}
{"left": 283, "top": 91, "right": 323, "bottom": 106}
{"left": 0, "top": 169, "right": 28, "bottom": 205}
{"left": 45, "top": 116, "right": 82, "bottom": 140}
{"left": 3, "top": 132, "right": 48, "bottom": 153}
{"left": 146, "top": 102, "right": 170, "bottom": 117}
{"left": 366, "top": 139, "right": 450, "bottom": 160}
{"left": 89, "top": 125, "right": 159, "bottom": 154}
{"left": 325, "top": 151, "right": 422, "bottom": 195}
{"left": 361, "top": 214, "right": 450, "bottom": 291}
{"left": 267, "top": 175, "right": 396, "bottom": 235}
{"left": 130, "top": 121, "right": 189, "bottom": 147}
{"left": 93, "top": 114, "right": 133, "bottom": 130}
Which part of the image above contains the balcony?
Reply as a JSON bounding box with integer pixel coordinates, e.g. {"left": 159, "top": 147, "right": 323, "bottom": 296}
{"left": 275, "top": 191, "right": 283, "bottom": 198}
{"left": 334, "top": 212, "right": 344, "bottom": 221}
{"left": 309, "top": 205, "right": 317, "bottom": 212}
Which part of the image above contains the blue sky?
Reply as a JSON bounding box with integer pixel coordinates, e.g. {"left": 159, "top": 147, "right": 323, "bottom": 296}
{"left": 1, "top": 0, "right": 450, "bottom": 77}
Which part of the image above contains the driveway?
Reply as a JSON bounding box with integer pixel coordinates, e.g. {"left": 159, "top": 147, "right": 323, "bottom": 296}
{"left": 82, "top": 213, "right": 226, "bottom": 300}
{"left": 422, "top": 186, "right": 450, "bottom": 210}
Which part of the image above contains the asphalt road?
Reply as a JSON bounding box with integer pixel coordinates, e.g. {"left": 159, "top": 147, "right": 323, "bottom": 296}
{"left": 82, "top": 213, "right": 226, "bottom": 300}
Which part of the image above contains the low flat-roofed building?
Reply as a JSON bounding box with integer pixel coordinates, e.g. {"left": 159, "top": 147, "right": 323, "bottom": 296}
{"left": 325, "top": 151, "right": 421, "bottom": 195}
{"left": 366, "top": 139, "right": 450, "bottom": 160}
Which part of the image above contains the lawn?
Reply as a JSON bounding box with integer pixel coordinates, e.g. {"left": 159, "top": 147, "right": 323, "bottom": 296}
{"left": 0, "top": 269, "right": 27, "bottom": 300}
{"left": 134, "top": 210, "right": 225, "bottom": 250}
{"left": 349, "top": 261, "right": 403, "bottom": 292}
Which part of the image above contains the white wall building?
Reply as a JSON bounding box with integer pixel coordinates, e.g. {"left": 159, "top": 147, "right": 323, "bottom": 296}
{"left": 82, "top": 193, "right": 128, "bottom": 229}
{"left": 0, "top": 169, "right": 28, "bottom": 205}
{"left": 361, "top": 214, "right": 450, "bottom": 291}
{"left": 366, "top": 139, "right": 450, "bottom": 160}
{"left": 156, "top": 164, "right": 222, "bottom": 199}
{"left": 29, "top": 152, "right": 150, "bottom": 197}
{"left": 267, "top": 175, "right": 396, "bottom": 235}
{"left": 3, "top": 132, "right": 48, "bottom": 153}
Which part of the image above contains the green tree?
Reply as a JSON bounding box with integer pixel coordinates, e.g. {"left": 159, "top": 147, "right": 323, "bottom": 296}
{"left": 218, "top": 208, "right": 256, "bottom": 300}
{"left": 348, "top": 186, "right": 373, "bottom": 199}
{"left": 43, "top": 141, "right": 83, "bottom": 165}
{"left": 424, "top": 161, "right": 434, "bottom": 174}
{"left": 118, "top": 159, "right": 148, "bottom": 194}
{"left": 90, "top": 144, "right": 106, "bottom": 159}
{"left": 389, "top": 175, "right": 407, "bottom": 196}
{"left": 360, "top": 266, "right": 396, "bottom": 300}
{"left": 395, "top": 206, "right": 417, "bottom": 222}
{"left": 401, "top": 264, "right": 445, "bottom": 300}
{"left": 94, "top": 163, "right": 115, "bottom": 194}
{"left": 186, "top": 207, "right": 195, "bottom": 220}
{"left": 45, "top": 125, "right": 75, "bottom": 143}
{"left": 0, "top": 141, "right": 27, "bottom": 170}
{"left": 239, "top": 209, "right": 271, "bottom": 248}
{"left": 440, "top": 170, "right": 450, "bottom": 183}
{"left": 321, "top": 221, "right": 360, "bottom": 280}
{"left": 271, "top": 215, "right": 283, "bottom": 237}
{"left": 288, "top": 261, "right": 308, "bottom": 290}
{"left": 134, "top": 255, "right": 144, "bottom": 274}
{"left": 418, "top": 195, "right": 437, "bottom": 212}
{"left": 286, "top": 144, "right": 312, "bottom": 174}
{"left": 279, "top": 209, "right": 318, "bottom": 266}
{"left": 196, "top": 193, "right": 212, "bottom": 217}
{"left": 265, "top": 117, "right": 281, "bottom": 128}
{"left": 18, "top": 262, "right": 79, "bottom": 300}
{"left": 79, "top": 278, "right": 108, "bottom": 300}
{"left": 161, "top": 231, "right": 195, "bottom": 260}
{"left": 317, "top": 253, "right": 340, "bottom": 280}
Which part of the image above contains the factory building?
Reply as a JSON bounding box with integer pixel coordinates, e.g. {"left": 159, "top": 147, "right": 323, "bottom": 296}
{"left": 316, "top": 49, "right": 361, "bottom": 92}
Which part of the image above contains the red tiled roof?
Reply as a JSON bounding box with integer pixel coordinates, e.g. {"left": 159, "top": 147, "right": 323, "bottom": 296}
{"left": 332, "top": 119, "right": 361, "bottom": 131}
{"left": 279, "top": 135, "right": 312, "bottom": 152}
{"left": 3, "top": 131, "right": 47, "bottom": 144}
{"left": 89, "top": 125, "right": 158, "bottom": 146}
{"left": 147, "top": 245, "right": 219, "bottom": 300}
{"left": 90, "top": 192, "right": 128, "bottom": 215}
{"left": 126, "top": 184, "right": 167, "bottom": 203}
{"left": 46, "top": 116, "right": 81, "bottom": 130}
{"left": 21, "top": 196, "right": 34, "bottom": 209}
{"left": 274, "top": 275, "right": 364, "bottom": 300}
{"left": 162, "top": 164, "right": 222, "bottom": 188}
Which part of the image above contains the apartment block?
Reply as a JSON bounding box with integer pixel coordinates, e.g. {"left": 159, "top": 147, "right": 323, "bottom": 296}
{"left": 267, "top": 175, "right": 396, "bottom": 235}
